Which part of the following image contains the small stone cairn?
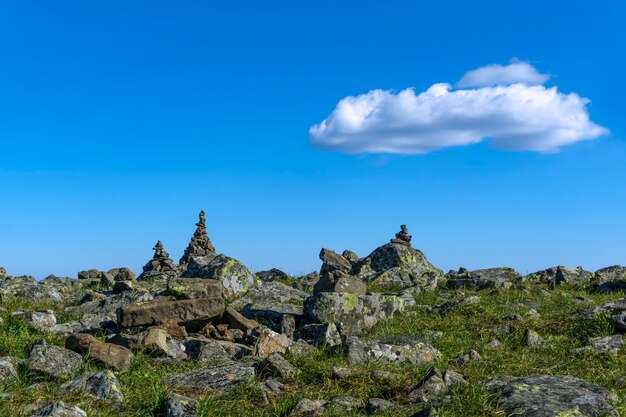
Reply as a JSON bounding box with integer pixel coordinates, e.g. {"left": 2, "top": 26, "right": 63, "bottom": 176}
{"left": 143, "top": 241, "right": 176, "bottom": 273}
{"left": 179, "top": 210, "right": 216, "bottom": 265}
{"left": 390, "top": 224, "right": 412, "bottom": 247}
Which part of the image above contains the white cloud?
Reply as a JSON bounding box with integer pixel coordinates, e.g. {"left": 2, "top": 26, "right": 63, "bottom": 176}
{"left": 310, "top": 61, "right": 608, "bottom": 154}
{"left": 457, "top": 60, "right": 549, "bottom": 88}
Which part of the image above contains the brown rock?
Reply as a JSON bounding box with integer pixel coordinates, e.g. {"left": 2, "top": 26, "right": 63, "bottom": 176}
{"left": 221, "top": 306, "right": 260, "bottom": 331}
{"left": 142, "top": 240, "right": 177, "bottom": 274}
{"left": 153, "top": 319, "right": 188, "bottom": 340}
{"left": 254, "top": 327, "right": 292, "bottom": 358}
{"left": 313, "top": 271, "right": 366, "bottom": 296}
{"left": 390, "top": 224, "right": 412, "bottom": 246}
{"left": 66, "top": 334, "right": 133, "bottom": 371}
{"left": 166, "top": 278, "right": 223, "bottom": 299}
{"left": 319, "top": 249, "right": 352, "bottom": 273}
{"left": 117, "top": 297, "right": 225, "bottom": 331}
{"left": 142, "top": 328, "right": 169, "bottom": 356}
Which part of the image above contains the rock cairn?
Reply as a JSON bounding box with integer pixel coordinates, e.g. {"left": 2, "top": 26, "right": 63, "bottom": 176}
{"left": 143, "top": 241, "right": 176, "bottom": 273}
{"left": 179, "top": 210, "right": 215, "bottom": 265}
{"left": 390, "top": 224, "right": 412, "bottom": 246}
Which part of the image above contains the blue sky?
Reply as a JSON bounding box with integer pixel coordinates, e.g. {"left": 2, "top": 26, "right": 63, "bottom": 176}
{"left": 0, "top": 1, "right": 624, "bottom": 278}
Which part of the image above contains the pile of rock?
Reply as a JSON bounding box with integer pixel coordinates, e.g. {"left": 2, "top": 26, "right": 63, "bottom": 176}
{"left": 142, "top": 241, "right": 177, "bottom": 275}
{"left": 179, "top": 210, "right": 215, "bottom": 266}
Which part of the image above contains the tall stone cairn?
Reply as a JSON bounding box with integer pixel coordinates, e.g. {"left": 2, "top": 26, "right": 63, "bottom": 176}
{"left": 143, "top": 240, "right": 177, "bottom": 273}
{"left": 179, "top": 210, "right": 216, "bottom": 265}
{"left": 390, "top": 224, "right": 412, "bottom": 247}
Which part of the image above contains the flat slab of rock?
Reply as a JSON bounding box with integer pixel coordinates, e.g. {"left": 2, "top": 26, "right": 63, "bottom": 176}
{"left": 66, "top": 333, "right": 133, "bottom": 370}
{"left": 344, "top": 336, "right": 440, "bottom": 365}
{"left": 165, "top": 361, "right": 256, "bottom": 395}
{"left": 28, "top": 401, "right": 87, "bottom": 417}
{"left": 26, "top": 340, "right": 82, "bottom": 379}
{"left": 117, "top": 297, "right": 225, "bottom": 331}
{"left": 484, "top": 375, "right": 618, "bottom": 417}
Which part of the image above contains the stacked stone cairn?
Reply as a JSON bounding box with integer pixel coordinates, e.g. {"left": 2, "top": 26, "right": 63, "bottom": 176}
{"left": 142, "top": 240, "right": 177, "bottom": 274}
{"left": 179, "top": 210, "right": 215, "bottom": 266}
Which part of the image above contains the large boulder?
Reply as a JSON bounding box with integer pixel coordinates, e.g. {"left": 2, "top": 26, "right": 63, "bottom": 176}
{"left": 344, "top": 335, "right": 441, "bottom": 365}
{"left": 445, "top": 267, "right": 520, "bottom": 290}
{"left": 305, "top": 292, "right": 405, "bottom": 336}
{"left": 230, "top": 281, "right": 306, "bottom": 324}
{"left": 484, "top": 375, "right": 618, "bottom": 417}
{"left": 118, "top": 297, "right": 225, "bottom": 331}
{"left": 313, "top": 271, "right": 366, "bottom": 296}
{"left": 165, "top": 278, "right": 223, "bottom": 299}
{"left": 353, "top": 243, "right": 442, "bottom": 290}
{"left": 524, "top": 266, "right": 593, "bottom": 286}
{"left": 182, "top": 254, "right": 258, "bottom": 298}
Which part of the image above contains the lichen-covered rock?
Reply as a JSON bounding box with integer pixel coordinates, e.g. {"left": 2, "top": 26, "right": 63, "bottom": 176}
{"left": 256, "top": 268, "right": 290, "bottom": 282}
{"left": 305, "top": 292, "right": 405, "bottom": 335}
{"left": 353, "top": 242, "right": 442, "bottom": 290}
{"left": 0, "top": 359, "right": 18, "bottom": 385}
{"left": 66, "top": 333, "right": 133, "bottom": 370}
{"left": 108, "top": 267, "right": 136, "bottom": 281}
{"left": 312, "top": 271, "right": 366, "bottom": 296}
{"left": 445, "top": 267, "right": 520, "bottom": 290}
{"left": 0, "top": 267, "right": 8, "bottom": 279}
{"left": 230, "top": 281, "right": 306, "bottom": 324}
{"left": 183, "top": 338, "right": 231, "bottom": 363}
{"left": 319, "top": 248, "right": 352, "bottom": 273}
{"left": 165, "top": 278, "right": 223, "bottom": 299}
{"left": 61, "top": 370, "right": 124, "bottom": 404}
{"left": 484, "top": 375, "right": 618, "bottom": 417}
{"left": 11, "top": 310, "right": 57, "bottom": 332}
{"left": 289, "top": 399, "right": 328, "bottom": 417}
{"left": 165, "top": 361, "right": 256, "bottom": 395}
{"left": 253, "top": 327, "right": 292, "bottom": 358}
{"left": 183, "top": 254, "right": 258, "bottom": 298}
{"left": 293, "top": 323, "right": 342, "bottom": 347}
{"left": 26, "top": 340, "right": 83, "bottom": 379}
{"left": 344, "top": 335, "right": 441, "bottom": 365}
{"left": 572, "top": 334, "right": 624, "bottom": 355}
{"left": 524, "top": 266, "right": 593, "bottom": 287}
{"left": 28, "top": 401, "right": 87, "bottom": 417}
{"left": 164, "top": 393, "right": 198, "bottom": 417}
{"left": 594, "top": 265, "right": 626, "bottom": 282}
{"left": 524, "top": 329, "right": 547, "bottom": 348}
{"left": 260, "top": 352, "right": 301, "bottom": 378}
{"left": 407, "top": 367, "right": 447, "bottom": 403}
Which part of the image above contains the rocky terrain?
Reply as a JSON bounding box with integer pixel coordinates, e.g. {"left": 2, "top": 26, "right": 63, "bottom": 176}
{"left": 1, "top": 214, "right": 626, "bottom": 416}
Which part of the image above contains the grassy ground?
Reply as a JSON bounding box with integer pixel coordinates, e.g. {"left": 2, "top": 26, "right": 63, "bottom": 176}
{"left": 0, "top": 283, "right": 624, "bottom": 416}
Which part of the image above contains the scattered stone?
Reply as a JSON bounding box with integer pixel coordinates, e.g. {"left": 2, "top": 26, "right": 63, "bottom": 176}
{"left": 0, "top": 359, "right": 18, "bottom": 385}
{"left": 165, "top": 361, "right": 256, "bottom": 395}
{"left": 524, "top": 329, "right": 547, "bottom": 347}
{"left": 572, "top": 334, "right": 624, "bottom": 355}
{"left": 484, "top": 375, "right": 618, "bottom": 417}
{"left": 332, "top": 366, "right": 353, "bottom": 379}
{"left": 344, "top": 335, "right": 440, "bottom": 365}
{"left": 66, "top": 333, "right": 133, "bottom": 370}
{"left": 221, "top": 306, "right": 260, "bottom": 332}
{"left": 112, "top": 280, "right": 141, "bottom": 294}
{"left": 443, "top": 370, "right": 467, "bottom": 387}
{"left": 449, "top": 350, "right": 482, "bottom": 366}
{"left": 366, "top": 398, "right": 397, "bottom": 414}
{"left": 183, "top": 338, "right": 231, "bottom": 363}
{"left": 11, "top": 310, "right": 57, "bottom": 332}
{"left": 253, "top": 327, "right": 292, "bottom": 358}
{"left": 289, "top": 399, "right": 328, "bottom": 417}
{"left": 407, "top": 367, "right": 447, "bottom": 403}
{"left": 143, "top": 240, "right": 177, "bottom": 274}
{"left": 117, "top": 297, "right": 225, "bottom": 331}
{"left": 28, "top": 401, "right": 87, "bottom": 417}
{"left": 26, "top": 340, "right": 82, "bottom": 379}
{"left": 486, "top": 339, "right": 501, "bottom": 348}
{"left": 109, "top": 267, "right": 136, "bottom": 281}
{"left": 293, "top": 323, "right": 342, "bottom": 348}
{"left": 179, "top": 210, "right": 216, "bottom": 266}
{"left": 260, "top": 352, "right": 300, "bottom": 378}
{"left": 164, "top": 393, "right": 198, "bottom": 417}
{"left": 61, "top": 370, "right": 124, "bottom": 404}
{"left": 280, "top": 314, "right": 296, "bottom": 337}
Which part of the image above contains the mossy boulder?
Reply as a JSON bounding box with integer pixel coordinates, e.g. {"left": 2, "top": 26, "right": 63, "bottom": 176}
{"left": 304, "top": 292, "right": 405, "bottom": 336}
{"left": 353, "top": 243, "right": 442, "bottom": 290}
{"left": 183, "top": 254, "right": 258, "bottom": 299}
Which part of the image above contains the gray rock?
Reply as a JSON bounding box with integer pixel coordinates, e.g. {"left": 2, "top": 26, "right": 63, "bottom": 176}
{"left": 524, "top": 329, "right": 547, "bottom": 347}
{"left": 344, "top": 336, "right": 440, "bottom": 365}
{"left": 572, "top": 334, "right": 624, "bottom": 355}
{"left": 28, "top": 401, "right": 87, "bottom": 417}
{"left": 229, "top": 281, "right": 306, "bottom": 322}
{"left": 0, "top": 266, "right": 7, "bottom": 278}
{"left": 353, "top": 242, "right": 442, "bottom": 290}
{"left": 11, "top": 310, "right": 57, "bottom": 332}
{"left": 256, "top": 268, "right": 290, "bottom": 282}
{"left": 289, "top": 399, "right": 328, "bottom": 417}
{"left": 182, "top": 254, "right": 258, "bottom": 298}
{"left": 293, "top": 323, "right": 342, "bottom": 348}
{"left": 445, "top": 267, "right": 520, "bottom": 290}
{"left": 319, "top": 248, "right": 352, "bottom": 273}
{"left": 165, "top": 361, "right": 256, "bottom": 395}
{"left": 165, "top": 278, "right": 223, "bottom": 300}
{"left": 260, "top": 352, "right": 300, "bottom": 378}
{"left": 449, "top": 350, "right": 482, "bottom": 366}
{"left": 26, "top": 340, "right": 82, "bottom": 379}
{"left": 594, "top": 265, "right": 626, "bottom": 282}
{"left": 484, "top": 375, "right": 618, "bottom": 417}
{"left": 61, "top": 370, "right": 124, "bottom": 404}
{"left": 164, "top": 393, "right": 198, "bottom": 417}
{"left": 0, "top": 359, "right": 18, "bottom": 385}
{"left": 306, "top": 292, "right": 405, "bottom": 336}
{"left": 407, "top": 368, "right": 447, "bottom": 403}
{"left": 313, "top": 271, "right": 366, "bottom": 296}
{"left": 183, "top": 338, "right": 231, "bottom": 363}
{"left": 524, "top": 266, "right": 593, "bottom": 287}
{"left": 366, "top": 398, "right": 397, "bottom": 414}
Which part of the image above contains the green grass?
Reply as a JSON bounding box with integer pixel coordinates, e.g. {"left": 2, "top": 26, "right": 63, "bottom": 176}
{"left": 1, "top": 284, "right": 625, "bottom": 416}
